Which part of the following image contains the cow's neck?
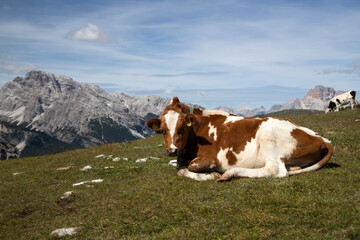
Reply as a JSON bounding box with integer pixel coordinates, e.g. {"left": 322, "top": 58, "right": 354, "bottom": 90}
{"left": 177, "top": 116, "right": 214, "bottom": 167}
{"left": 177, "top": 126, "right": 199, "bottom": 167}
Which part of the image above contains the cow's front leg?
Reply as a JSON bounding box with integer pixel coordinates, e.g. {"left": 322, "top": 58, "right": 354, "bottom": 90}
{"left": 187, "top": 157, "right": 218, "bottom": 173}
{"left": 177, "top": 167, "right": 221, "bottom": 181}
{"left": 177, "top": 157, "right": 221, "bottom": 181}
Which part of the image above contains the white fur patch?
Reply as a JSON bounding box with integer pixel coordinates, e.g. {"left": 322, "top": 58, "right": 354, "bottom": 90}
{"left": 216, "top": 137, "right": 264, "bottom": 172}
{"left": 258, "top": 118, "right": 297, "bottom": 160}
{"left": 202, "top": 110, "right": 230, "bottom": 117}
{"left": 165, "top": 110, "right": 180, "bottom": 147}
{"left": 208, "top": 122, "right": 218, "bottom": 141}
{"left": 223, "top": 116, "right": 244, "bottom": 124}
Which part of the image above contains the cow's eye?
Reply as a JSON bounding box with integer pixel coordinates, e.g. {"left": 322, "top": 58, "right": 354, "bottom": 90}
{"left": 156, "top": 129, "right": 164, "bottom": 134}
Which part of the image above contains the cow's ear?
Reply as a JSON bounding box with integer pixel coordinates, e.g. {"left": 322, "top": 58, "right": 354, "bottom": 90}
{"left": 172, "top": 97, "right": 180, "bottom": 104}
{"left": 146, "top": 118, "right": 163, "bottom": 134}
{"left": 185, "top": 114, "right": 197, "bottom": 128}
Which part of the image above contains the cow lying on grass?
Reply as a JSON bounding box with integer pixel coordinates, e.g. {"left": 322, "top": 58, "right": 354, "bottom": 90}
{"left": 325, "top": 90, "right": 356, "bottom": 113}
{"left": 146, "top": 98, "right": 333, "bottom": 181}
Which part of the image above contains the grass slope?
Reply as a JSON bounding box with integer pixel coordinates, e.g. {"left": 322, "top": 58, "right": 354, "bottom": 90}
{"left": 1, "top": 109, "right": 359, "bottom": 239}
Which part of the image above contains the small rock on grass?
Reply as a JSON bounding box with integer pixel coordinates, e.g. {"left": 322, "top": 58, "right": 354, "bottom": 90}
{"left": 50, "top": 227, "right": 81, "bottom": 237}
{"left": 80, "top": 165, "right": 92, "bottom": 171}
{"left": 135, "top": 156, "right": 160, "bottom": 163}
{"left": 168, "top": 160, "right": 177, "bottom": 167}
{"left": 56, "top": 166, "right": 71, "bottom": 171}
{"left": 73, "top": 179, "right": 103, "bottom": 187}
{"left": 60, "top": 191, "right": 74, "bottom": 199}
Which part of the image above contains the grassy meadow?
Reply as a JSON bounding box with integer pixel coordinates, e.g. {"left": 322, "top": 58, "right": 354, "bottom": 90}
{"left": 0, "top": 108, "right": 359, "bottom": 239}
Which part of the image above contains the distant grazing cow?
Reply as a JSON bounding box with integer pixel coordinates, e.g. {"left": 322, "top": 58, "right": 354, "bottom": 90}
{"left": 325, "top": 91, "right": 356, "bottom": 113}
{"left": 146, "top": 98, "right": 333, "bottom": 181}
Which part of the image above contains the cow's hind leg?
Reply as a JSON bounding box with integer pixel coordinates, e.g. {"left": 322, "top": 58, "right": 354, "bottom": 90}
{"left": 350, "top": 99, "right": 356, "bottom": 110}
{"left": 217, "top": 163, "right": 289, "bottom": 181}
{"left": 218, "top": 141, "right": 289, "bottom": 181}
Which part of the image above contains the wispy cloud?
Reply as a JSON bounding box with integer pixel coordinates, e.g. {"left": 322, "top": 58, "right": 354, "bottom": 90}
{"left": 2, "top": 2, "right": 10, "bottom": 10}
{"left": 0, "top": 55, "right": 38, "bottom": 74}
{"left": 164, "top": 89, "right": 174, "bottom": 95}
{"left": 149, "top": 71, "right": 227, "bottom": 78}
{"left": 66, "top": 23, "right": 110, "bottom": 43}
{"left": 317, "top": 61, "right": 360, "bottom": 76}
{"left": 197, "top": 91, "right": 206, "bottom": 97}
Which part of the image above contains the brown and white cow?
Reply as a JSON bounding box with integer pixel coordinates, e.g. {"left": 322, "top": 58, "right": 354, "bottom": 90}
{"left": 146, "top": 98, "right": 333, "bottom": 181}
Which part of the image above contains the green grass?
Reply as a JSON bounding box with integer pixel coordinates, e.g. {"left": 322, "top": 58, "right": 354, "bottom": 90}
{"left": 1, "top": 109, "right": 360, "bottom": 239}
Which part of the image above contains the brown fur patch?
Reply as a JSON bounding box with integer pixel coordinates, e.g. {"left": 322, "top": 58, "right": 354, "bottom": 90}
{"left": 220, "top": 118, "right": 264, "bottom": 155}
{"left": 226, "top": 150, "right": 237, "bottom": 165}
{"left": 287, "top": 128, "right": 328, "bottom": 168}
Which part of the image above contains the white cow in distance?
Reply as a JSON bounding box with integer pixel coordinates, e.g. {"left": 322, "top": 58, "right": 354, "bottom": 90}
{"left": 325, "top": 91, "right": 356, "bottom": 113}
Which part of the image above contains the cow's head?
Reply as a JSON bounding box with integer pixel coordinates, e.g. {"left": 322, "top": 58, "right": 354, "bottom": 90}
{"left": 325, "top": 101, "right": 336, "bottom": 114}
{"left": 146, "top": 110, "right": 197, "bottom": 157}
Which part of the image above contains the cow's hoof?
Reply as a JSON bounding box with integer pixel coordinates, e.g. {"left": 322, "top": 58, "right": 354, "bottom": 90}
{"left": 177, "top": 168, "right": 187, "bottom": 177}
{"left": 210, "top": 172, "right": 221, "bottom": 180}
{"left": 217, "top": 173, "right": 232, "bottom": 182}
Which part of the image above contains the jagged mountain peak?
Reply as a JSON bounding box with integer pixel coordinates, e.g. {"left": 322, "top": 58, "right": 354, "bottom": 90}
{"left": 304, "top": 85, "right": 336, "bottom": 102}
{"left": 0, "top": 71, "right": 171, "bottom": 158}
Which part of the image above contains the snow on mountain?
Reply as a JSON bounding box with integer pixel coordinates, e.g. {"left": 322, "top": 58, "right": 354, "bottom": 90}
{"left": 0, "top": 71, "right": 170, "bottom": 157}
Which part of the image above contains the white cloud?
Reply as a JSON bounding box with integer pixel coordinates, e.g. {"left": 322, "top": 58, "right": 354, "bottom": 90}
{"left": 66, "top": 23, "right": 110, "bottom": 42}
{"left": 0, "top": 56, "right": 38, "bottom": 74}
{"left": 164, "top": 89, "right": 174, "bottom": 95}
{"left": 149, "top": 71, "right": 227, "bottom": 78}
{"left": 197, "top": 91, "right": 206, "bottom": 97}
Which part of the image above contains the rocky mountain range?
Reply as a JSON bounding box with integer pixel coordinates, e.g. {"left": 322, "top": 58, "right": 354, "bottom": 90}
{"left": 215, "top": 105, "right": 267, "bottom": 117}
{"left": 216, "top": 85, "right": 343, "bottom": 117}
{"left": 0, "top": 71, "right": 170, "bottom": 159}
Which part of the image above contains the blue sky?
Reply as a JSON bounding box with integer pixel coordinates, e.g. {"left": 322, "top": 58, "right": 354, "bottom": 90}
{"left": 0, "top": 0, "right": 359, "bottom": 108}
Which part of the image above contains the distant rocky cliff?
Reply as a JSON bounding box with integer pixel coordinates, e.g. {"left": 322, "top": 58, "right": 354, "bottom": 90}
{"left": 215, "top": 105, "right": 266, "bottom": 117}
{"left": 0, "top": 71, "right": 170, "bottom": 158}
{"left": 218, "top": 85, "right": 344, "bottom": 117}
{"left": 268, "top": 86, "right": 339, "bottom": 113}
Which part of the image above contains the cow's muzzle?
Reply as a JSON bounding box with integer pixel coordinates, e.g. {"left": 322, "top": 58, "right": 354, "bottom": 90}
{"left": 166, "top": 148, "right": 178, "bottom": 157}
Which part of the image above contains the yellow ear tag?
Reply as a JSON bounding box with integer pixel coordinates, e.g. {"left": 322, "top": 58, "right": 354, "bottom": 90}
{"left": 153, "top": 124, "right": 159, "bottom": 130}
{"left": 186, "top": 122, "right": 192, "bottom": 127}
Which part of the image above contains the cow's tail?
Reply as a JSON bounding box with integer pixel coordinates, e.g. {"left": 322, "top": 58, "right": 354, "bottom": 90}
{"left": 288, "top": 141, "right": 333, "bottom": 175}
